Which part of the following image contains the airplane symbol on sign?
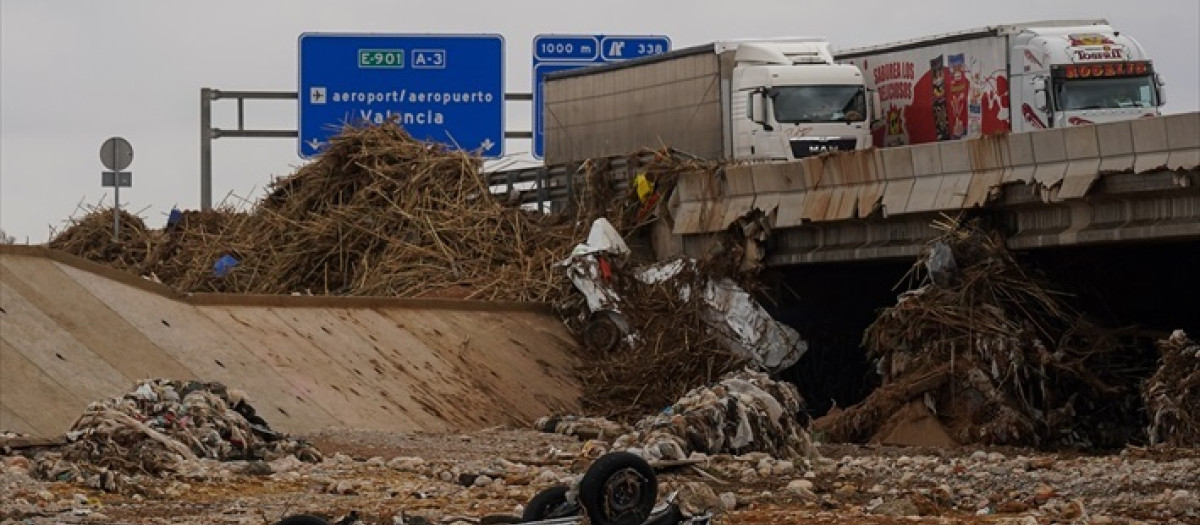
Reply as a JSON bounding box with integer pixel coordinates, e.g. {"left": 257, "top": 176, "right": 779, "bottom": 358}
{"left": 310, "top": 87, "right": 326, "bottom": 105}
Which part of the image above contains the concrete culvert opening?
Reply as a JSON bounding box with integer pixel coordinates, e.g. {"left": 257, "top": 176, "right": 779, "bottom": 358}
{"left": 764, "top": 258, "right": 913, "bottom": 420}
{"left": 762, "top": 226, "right": 1198, "bottom": 450}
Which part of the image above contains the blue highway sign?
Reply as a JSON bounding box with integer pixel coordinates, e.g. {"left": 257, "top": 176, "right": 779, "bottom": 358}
{"left": 299, "top": 33, "right": 504, "bottom": 159}
{"left": 532, "top": 34, "right": 670, "bottom": 159}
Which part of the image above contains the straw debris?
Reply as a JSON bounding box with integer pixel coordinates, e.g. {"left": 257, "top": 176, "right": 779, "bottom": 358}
{"left": 1143, "top": 330, "right": 1200, "bottom": 447}
{"left": 815, "top": 217, "right": 1148, "bottom": 448}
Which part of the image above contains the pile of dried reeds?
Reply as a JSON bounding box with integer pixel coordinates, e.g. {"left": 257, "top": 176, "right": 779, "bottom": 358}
{"left": 48, "top": 205, "right": 151, "bottom": 271}
{"left": 1143, "top": 330, "right": 1200, "bottom": 447}
{"left": 49, "top": 124, "right": 587, "bottom": 301}
{"left": 181, "top": 124, "right": 580, "bottom": 301}
{"left": 816, "top": 217, "right": 1144, "bottom": 448}
{"left": 140, "top": 207, "right": 252, "bottom": 287}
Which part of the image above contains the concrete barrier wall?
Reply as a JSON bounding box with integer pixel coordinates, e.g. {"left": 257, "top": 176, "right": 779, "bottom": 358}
{"left": 672, "top": 112, "right": 1200, "bottom": 236}
{"left": 0, "top": 246, "right": 581, "bottom": 438}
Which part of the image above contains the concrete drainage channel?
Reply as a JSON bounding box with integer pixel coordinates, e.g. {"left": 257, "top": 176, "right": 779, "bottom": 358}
{"left": 0, "top": 246, "right": 582, "bottom": 438}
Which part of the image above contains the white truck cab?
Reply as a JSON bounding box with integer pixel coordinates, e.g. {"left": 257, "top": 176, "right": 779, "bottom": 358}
{"left": 729, "top": 40, "right": 875, "bottom": 160}
{"left": 1015, "top": 21, "right": 1164, "bottom": 130}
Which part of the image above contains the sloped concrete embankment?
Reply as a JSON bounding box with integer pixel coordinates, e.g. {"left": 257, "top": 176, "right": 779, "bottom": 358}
{"left": 0, "top": 246, "right": 581, "bottom": 438}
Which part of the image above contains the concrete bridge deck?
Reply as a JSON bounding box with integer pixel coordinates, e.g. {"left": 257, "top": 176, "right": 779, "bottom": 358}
{"left": 668, "top": 113, "right": 1200, "bottom": 264}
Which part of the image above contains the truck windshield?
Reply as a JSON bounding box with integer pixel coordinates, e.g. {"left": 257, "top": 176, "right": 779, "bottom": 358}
{"left": 1055, "top": 75, "right": 1157, "bottom": 110}
{"left": 770, "top": 86, "right": 866, "bottom": 123}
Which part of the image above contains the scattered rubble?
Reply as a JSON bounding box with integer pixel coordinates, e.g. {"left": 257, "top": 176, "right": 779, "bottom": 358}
{"left": 4, "top": 428, "right": 1197, "bottom": 524}
{"left": 540, "top": 370, "right": 815, "bottom": 462}
{"left": 18, "top": 379, "right": 320, "bottom": 494}
{"left": 1143, "top": 330, "right": 1200, "bottom": 447}
{"left": 614, "top": 369, "right": 814, "bottom": 461}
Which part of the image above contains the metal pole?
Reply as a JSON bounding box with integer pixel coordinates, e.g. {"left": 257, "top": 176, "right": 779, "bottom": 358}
{"left": 200, "top": 88, "right": 213, "bottom": 211}
{"left": 112, "top": 148, "right": 121, "bottom": 242}
{"left": 536, "top": 168, "right": 546, "bottom": 213}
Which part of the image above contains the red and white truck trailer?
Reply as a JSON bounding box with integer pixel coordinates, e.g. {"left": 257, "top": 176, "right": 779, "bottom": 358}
{"left": 834, "top": 19, "right": 1166, "bottom": 147}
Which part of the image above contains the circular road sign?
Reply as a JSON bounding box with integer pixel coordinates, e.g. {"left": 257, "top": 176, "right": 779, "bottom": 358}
{"left": 100, "top": 137, "right": 134, "bottom": 171}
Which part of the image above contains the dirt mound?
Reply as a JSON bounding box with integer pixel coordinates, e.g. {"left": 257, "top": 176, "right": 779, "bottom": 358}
{"left": 815, "top": 218, "right": 1148, "bottom": 448}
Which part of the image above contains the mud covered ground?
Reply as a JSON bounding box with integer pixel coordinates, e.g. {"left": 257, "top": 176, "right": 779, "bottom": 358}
{"left": 2, "top": 429, "right": 1196, "bottom": 525}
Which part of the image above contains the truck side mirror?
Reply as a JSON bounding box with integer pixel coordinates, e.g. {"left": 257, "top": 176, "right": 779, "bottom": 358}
{"left": 870, "top": 90, "right": 883, "bottom": 121}
{"left": 1033, "top": 78, "right": 1048, "bottom": 112}
{"left": 1156, "top": 73, "right": 1167, "bottom": 106}
{"left": 750, "top": 89, "right": 773, "bottom": 131}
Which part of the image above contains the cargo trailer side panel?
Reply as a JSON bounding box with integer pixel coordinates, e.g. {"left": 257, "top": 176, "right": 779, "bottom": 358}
{"left": 838, "top": 35, "right": 1010, "bottom": 147}
{"left": 543, "top": 52, "right": 725, "bottom": 165}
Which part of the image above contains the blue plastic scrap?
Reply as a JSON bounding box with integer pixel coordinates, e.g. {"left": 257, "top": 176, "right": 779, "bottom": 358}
{"left": 213, "top": 254, "right": 239, "bottom": 277}
{"left": 167, "top": 207, "right": 183, "bottom": 229}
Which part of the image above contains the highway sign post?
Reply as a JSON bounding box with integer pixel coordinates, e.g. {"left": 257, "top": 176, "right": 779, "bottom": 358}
{"left": 99, "top": 136, "right": 134, "bottom": 242}
{"left": 532, "top": 34, "right": 670, "bottom": 159}
{"left": 299, "top": 33, "right": 505, "bottom": 159}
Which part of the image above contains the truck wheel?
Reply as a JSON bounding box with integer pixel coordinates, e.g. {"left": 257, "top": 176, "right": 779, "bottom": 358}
{"left": 274, "top": 515, "right": 330, "bottom": 525}
{"left": 578, "top": 452, "right": 657, "bottom": 525}
{"left": 583, "top": 315, "right": 621, "bottom": 352}
{"left": 522, "top": 485, "right": 575, "bottom": 521}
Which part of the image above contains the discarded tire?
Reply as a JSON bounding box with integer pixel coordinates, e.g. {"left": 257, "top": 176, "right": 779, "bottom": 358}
{"left": 583, "top": 313, "right": 622, "bottom": 352}
{"left": 522, "top": 484, "right": 575, "bottom": 521}
{"left": 578, "top": 451, "right": 657, "bottom": 525}
{"left": 274, "top": 515, "right": 330, "bottom": 525}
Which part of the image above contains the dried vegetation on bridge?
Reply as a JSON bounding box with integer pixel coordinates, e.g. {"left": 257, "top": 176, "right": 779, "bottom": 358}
{"left": 41, "top": 122, "right": 1198, "bottom": 451}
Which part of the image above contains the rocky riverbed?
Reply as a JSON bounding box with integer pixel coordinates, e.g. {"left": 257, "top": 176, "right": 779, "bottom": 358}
{"left": 2, "top": 429, "right": 1196, "bottom": 525}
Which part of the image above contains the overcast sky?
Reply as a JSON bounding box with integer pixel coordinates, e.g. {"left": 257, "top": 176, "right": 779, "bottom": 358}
{"left": 2, "top": 0, "right": 1197, "bottom": 243}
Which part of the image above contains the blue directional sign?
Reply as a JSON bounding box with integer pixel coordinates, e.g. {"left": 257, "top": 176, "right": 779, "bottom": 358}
{"left": 532, "top": 34, "right": 670, "bottom": 159}
{"left": 299, "top": 33, "right": 504, "bottom": 159}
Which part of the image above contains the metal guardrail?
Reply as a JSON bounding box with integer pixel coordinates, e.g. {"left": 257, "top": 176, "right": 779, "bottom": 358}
{"left": 483, "top": 152, "right": 658, "bottom": 213}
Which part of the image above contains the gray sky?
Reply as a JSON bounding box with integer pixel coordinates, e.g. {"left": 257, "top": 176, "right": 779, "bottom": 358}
{"left": 2, "top": 0, "right": 1197, "bottom": 243}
